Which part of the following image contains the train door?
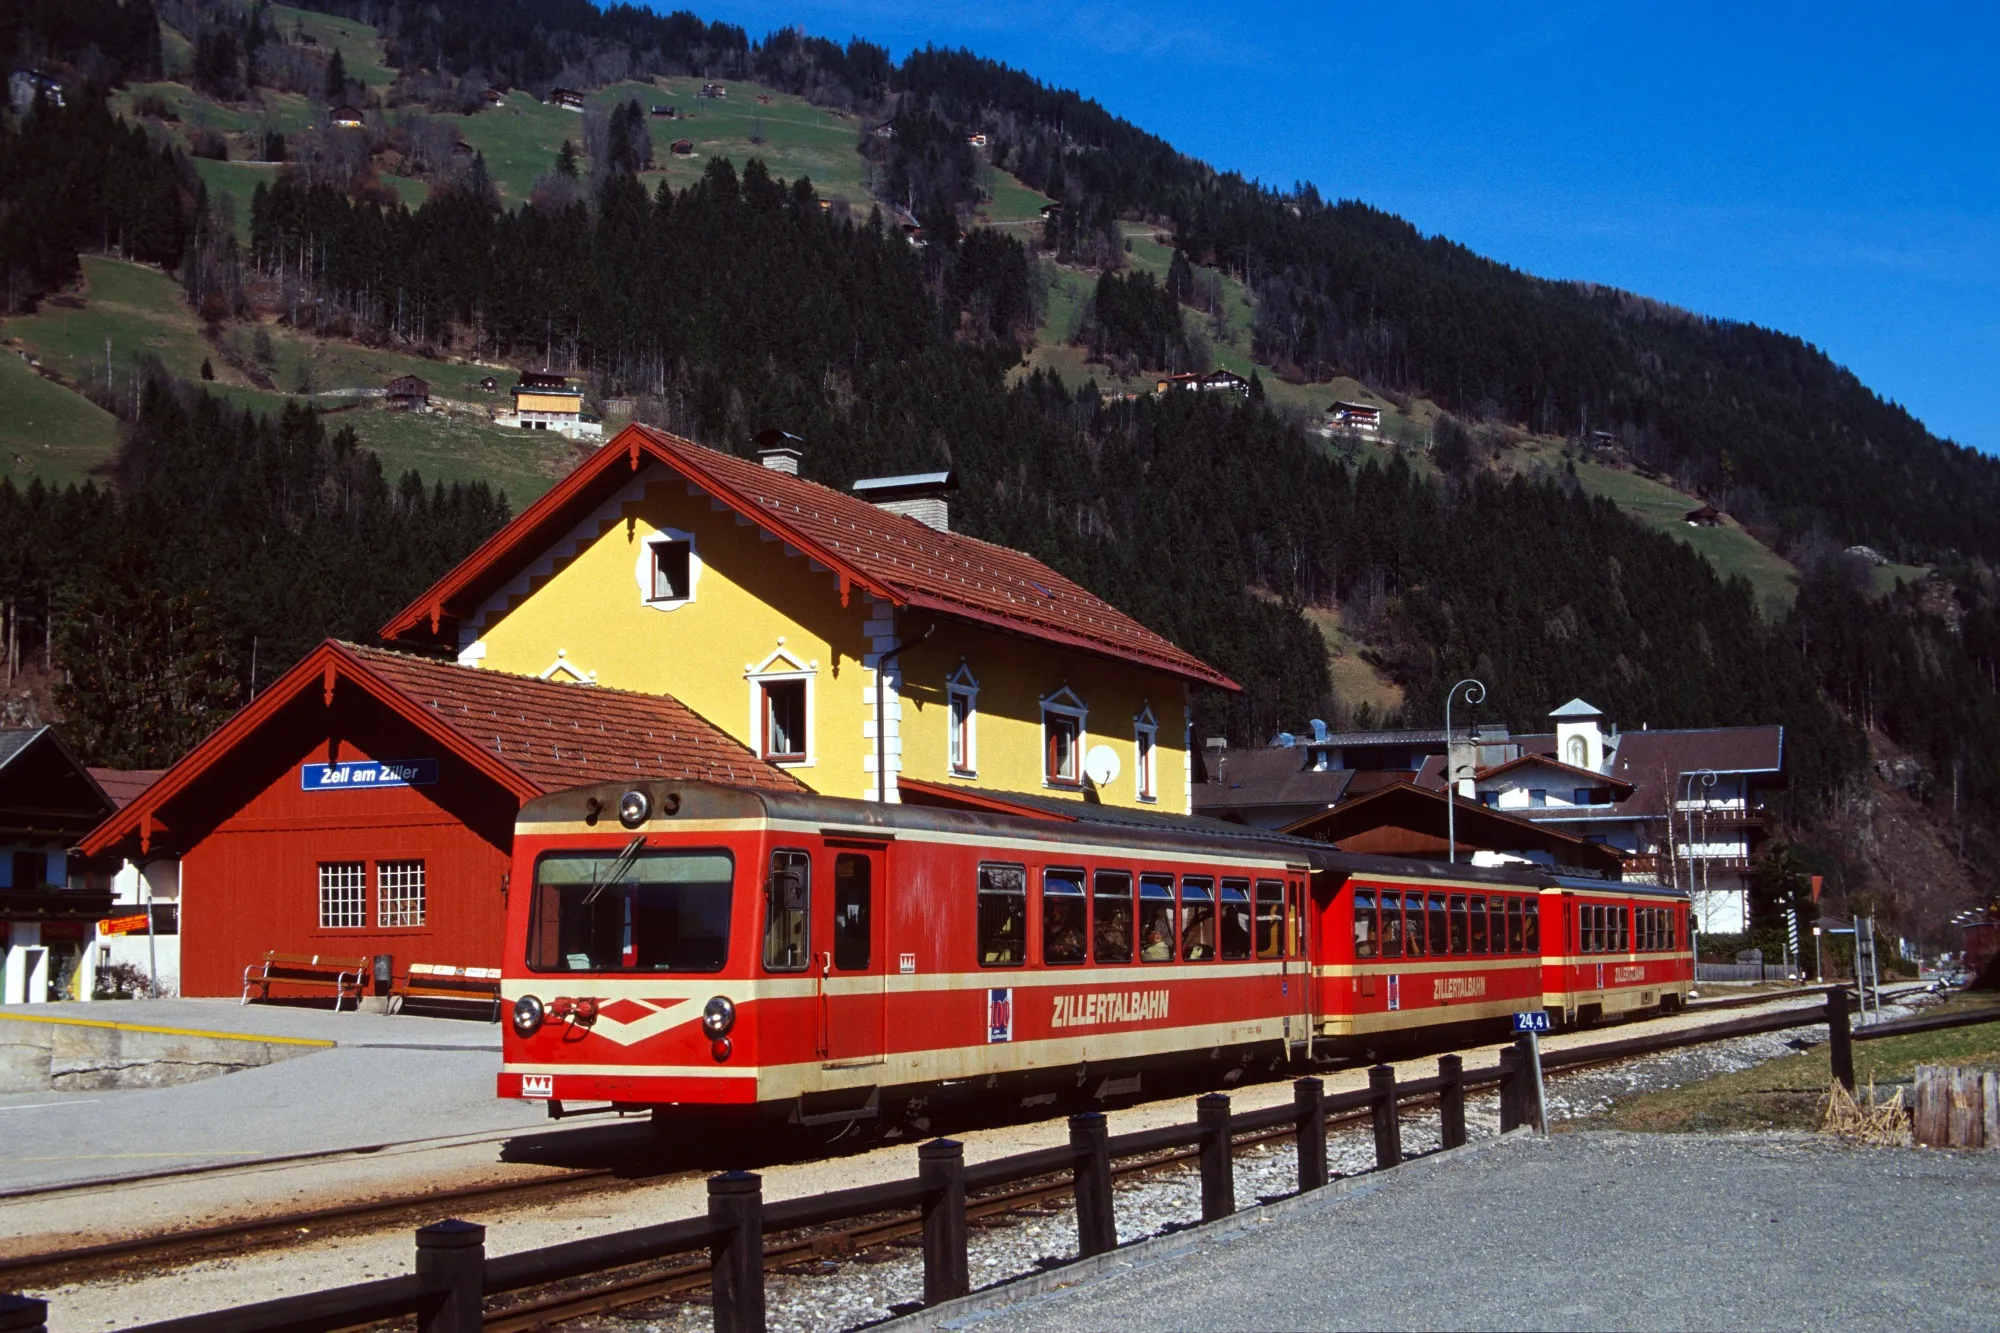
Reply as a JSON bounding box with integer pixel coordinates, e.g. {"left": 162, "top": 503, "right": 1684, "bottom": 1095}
{"left": 1286, "top": 871, "right": 1312, "bottom": 1049}
{"left": 820, "top": 843, "right": 886, "bottom": 1065}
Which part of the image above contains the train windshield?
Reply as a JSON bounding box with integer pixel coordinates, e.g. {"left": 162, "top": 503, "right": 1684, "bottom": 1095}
{"left": 529, "top": 849, "right": 735, "bottom": 973}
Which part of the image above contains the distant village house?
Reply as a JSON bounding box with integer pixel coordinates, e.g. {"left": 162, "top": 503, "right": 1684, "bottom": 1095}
{"left": 499, "top": 369, "right": 601, "bottom": 440}
{"left": 329, "top": 104, "right": 365, "bottom": 128}
{"left": 384, "top": 375, "right": 430, "bottom": 412}
{"left": 1327, "top": 400, "right": 1382, "bottom": 436}
{"left": 547, "top": 88, "right": 585, "bottom": 111}
{"left": 1684, "top": 504, "right": 1722, "bottom": 527}
{"left": 670, "top": 138, "right": 695, "bottom": 156}
{"left": 1156, "top": 370, "right": 1250, "bottom": 397}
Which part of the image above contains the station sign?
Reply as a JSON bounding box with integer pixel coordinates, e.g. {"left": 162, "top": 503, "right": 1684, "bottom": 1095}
{"left": 301, "top": 758, "right": 439, "bottom": 791}
{"left": 1512, "top": 1010, "right": 1551, "bottom": 1034}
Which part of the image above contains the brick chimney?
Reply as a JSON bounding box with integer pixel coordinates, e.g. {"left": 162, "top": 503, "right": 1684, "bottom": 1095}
{"left": 853, "top": 471, "right": 956, "bottom": 532}
{"left": 753, "top": 428, "right": 802, "bottom": 475}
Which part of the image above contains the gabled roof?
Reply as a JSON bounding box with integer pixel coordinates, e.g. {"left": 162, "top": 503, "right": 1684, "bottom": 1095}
{"left": 88, "top": 768, "right": 166, "bottom": 810}
{"left": 80, "top": 640, "right": 804, "bottom": 858}
{"left": 1192, "top": 748, "right": 1354, "bottom": 812}
{"left": 381, "top": 425, "right": 1235, "bottom": 690}
{"left": 1549, "top": 698, "right": 1605, "bottom": 719}
{"left": 1474, "top": 753, "right": 1634, "bottom": 794}
{"left": 0, "top": 727, "right": 116, "bottom": 839}
{"left": 1281, "top": 781, "right": 1626, "bottom": 874}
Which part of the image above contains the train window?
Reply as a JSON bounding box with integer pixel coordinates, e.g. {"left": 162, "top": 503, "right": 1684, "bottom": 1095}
{"left": 1378, "top": 890, "right": 1403, "bottom": 959}
{"left": 1667, "top": 908, "right": 1678, "bottom": 952}
{"left": 1523, "top": 898, "right": 1539, "bottom": 952}
{"left": 1620, "top": 907, "right": 1631, "bottom": 952}
{"left": 532, "top": 849, "right": 735, "bottom": 974}
{"left": 1449, "top": 895, "right": 1468, "bottom": 954}
{"left": 1489, "top": 897, "right": 1507, "bottom": 953}
{"left": 1181, "top": 877, "right": 1216, "bottom": 960}
{"left": 1641, "top": 907, "right": 1654, "bottom": 951}
{"left": 1353, "top": 889, "right": 1378, "bottom": 958}
{"left": 1042, "top": 869, "right": 1086, "bottom": 965}
{"left": 1093, "top": 871, "right": 1134, "bottom": 964}
{"left": 1468, "top": 895, "right": 1487, "bottom": 954}
{"left": 1427, "top": 892, "right": 1448, "bottom": 956}
{"left": 1219, "top": 880, "right": 1252, "bottom": 960}
{"left": 973, "top": 863, "right": 1026, "bottom": 967}
{"left": 1507, "top": 898, "right": 1524, "bottom": 953}
{"left": 1139, "top": 875, "right": 1176, "bottom": 962}
{"left": 1254, "top": 880, "right": 1285, "bottom": 959}
{"left": 763, "top": 849, "right": 811, "bottom": 972}
{"left": 833, "top": 854, "right": 871, "bottom": 971}
{"left": 1402, "top": 890, "right": 1427, "bottom": 958}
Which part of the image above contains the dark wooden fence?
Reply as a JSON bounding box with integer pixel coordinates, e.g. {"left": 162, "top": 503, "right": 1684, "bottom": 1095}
{"left": 5, "top": 988, "right": 1989, "bottom": 1333}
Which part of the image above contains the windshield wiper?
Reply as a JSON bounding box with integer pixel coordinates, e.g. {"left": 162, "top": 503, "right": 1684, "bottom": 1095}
{"left": 581, "top": 835, "right": 647, "bottom": 905}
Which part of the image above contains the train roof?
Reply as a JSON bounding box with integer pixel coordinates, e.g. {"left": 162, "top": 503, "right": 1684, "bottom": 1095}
{"left": 516, "top": 779, "right": 1689, "bottom": 898}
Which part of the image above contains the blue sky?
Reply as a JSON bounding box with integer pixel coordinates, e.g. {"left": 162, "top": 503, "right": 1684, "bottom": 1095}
{"left": 679, "top": 1, "right": 1998, "bottom": 452}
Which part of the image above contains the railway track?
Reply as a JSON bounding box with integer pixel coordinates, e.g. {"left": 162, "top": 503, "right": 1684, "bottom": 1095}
{"left": 5, "top": 985, "right": 1901, "bottom": 1321}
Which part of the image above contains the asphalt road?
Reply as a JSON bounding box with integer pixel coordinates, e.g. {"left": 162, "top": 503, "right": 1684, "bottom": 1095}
{"left": 929, "top": 1131, "right": 2000, "bottom": 1332}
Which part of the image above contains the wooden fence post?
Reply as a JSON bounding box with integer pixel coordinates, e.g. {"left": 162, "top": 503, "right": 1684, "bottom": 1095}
{"left": 1293, "top": 1077, "right": 1327, "bottom": 1192}
{"left": 918, "top": 1138, "right": 969, "bottom": 1305}
{"left": 1826, "top": 985, "right": 1854, "bottom": 1093}
{"left": 1438, "top": 1054, "right": 1466, "bottom": 1150}
{"left": 1368, "top": 1065, "right": 1401, "bottom": 1169}
{"left": 708, "top": 1171, "right": 766, "bottom": 1333}
{"left": 414, "top": 1220, "right": 485, "bottom": 1333}
{"left": 1197, "top": 1092, "right": 1235, "bottom": 1221}
{"left": 1498, "top": 1046, "right": 1524, "bottom": 1132}
{"left": 1069, "top": 1112, "right": 1116, "bottom": 1257}
{"left": 0, "top": 1295, "right": 47, "bottom": 1333}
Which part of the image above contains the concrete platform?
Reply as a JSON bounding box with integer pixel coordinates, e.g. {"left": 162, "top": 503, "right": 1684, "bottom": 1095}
{"left": 0, "top": 1000, "right": 531, "bottom": 1195}
{"left": 900, "top": 1132, "right": 2000, "bottom": 1333}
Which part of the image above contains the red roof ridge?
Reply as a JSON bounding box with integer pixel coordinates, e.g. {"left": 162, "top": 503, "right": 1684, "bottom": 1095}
{"left": 380, "top": 424, "right": 1237, "bottom": 690}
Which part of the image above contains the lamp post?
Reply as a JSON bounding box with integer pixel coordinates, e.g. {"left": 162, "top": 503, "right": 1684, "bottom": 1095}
{"left": 1443, "top": 678, "right": 1486, "bottom": 864}
{"left": 1680, "top": 769, "right": 1716, "bottom": 994}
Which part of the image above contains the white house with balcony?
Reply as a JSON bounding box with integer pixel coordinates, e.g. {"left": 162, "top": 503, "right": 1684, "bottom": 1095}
{"left": 1468, "top": 699, "right": 1784, "bottom": 934}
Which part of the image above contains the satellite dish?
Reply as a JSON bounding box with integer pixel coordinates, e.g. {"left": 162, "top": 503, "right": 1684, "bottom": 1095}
{"left": 1084, "top": 745, "right": 1120, "bottom": 787}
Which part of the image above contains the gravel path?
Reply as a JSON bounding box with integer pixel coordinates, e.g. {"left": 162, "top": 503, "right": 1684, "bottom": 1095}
{"left": 573, "top": 1011, "right": 1872, "bottom": 1333}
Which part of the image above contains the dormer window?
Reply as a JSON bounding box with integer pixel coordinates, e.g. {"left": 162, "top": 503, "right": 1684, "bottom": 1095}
{"left": 637, "top": 529, "right": 700, "bottom": 610}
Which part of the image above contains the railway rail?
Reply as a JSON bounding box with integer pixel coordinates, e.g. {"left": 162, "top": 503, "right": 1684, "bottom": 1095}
{"left": 1, "top": 985, "right": 1910, "bottom": 1323}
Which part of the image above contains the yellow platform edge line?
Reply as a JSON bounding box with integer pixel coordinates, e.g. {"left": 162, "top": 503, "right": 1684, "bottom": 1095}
{"left": 0, "top": 1012, "right": 336, "bottom": 1047}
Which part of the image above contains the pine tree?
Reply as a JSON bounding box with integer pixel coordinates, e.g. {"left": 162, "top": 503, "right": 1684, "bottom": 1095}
{"left": 324, "top": 49, "right": 347, "bottom": 102}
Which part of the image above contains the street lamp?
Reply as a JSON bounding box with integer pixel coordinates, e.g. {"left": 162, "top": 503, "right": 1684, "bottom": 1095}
{"left": 1680, "top": 768, "right": 1716, "bottom": 996}
{"left": 1444, "top": 678, "right": 1486, "bottom": 864}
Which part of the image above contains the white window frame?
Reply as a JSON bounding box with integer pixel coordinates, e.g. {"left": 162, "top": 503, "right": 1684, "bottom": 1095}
{"left": 1041, "top": 686, "right": 1088, "bottom": 789}
{"left": 634, "top": 526, "right": 701, "bottom": 611}
{"left": 946, "top": 663, "right": 979, "bottom": 778}
{"left": 1134, "top": 704, "right": 1159, "bottom": 802}
{"left": 318, "top": 862, "right": 366, "bottom": 929}
{"left": 746, "top": 646, "right": 817, "bottom": 769}
{"left": 376, "top": 860, "right": 427, "bottom": 928}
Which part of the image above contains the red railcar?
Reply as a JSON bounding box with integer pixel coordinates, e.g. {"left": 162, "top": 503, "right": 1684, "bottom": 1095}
{"left": 498, "top": 781, "right": 1691, "bottom": 1127}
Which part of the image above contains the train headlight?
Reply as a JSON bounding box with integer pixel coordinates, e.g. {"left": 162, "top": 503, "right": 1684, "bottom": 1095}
{"left": 702, "top": 995, "right": 735, "bottom": 1038}
{"left": 511, "top": 994, "right": 545, "bottom": 1037}
{"left": 618, "top": 788, "right": 651, "bottom": 828}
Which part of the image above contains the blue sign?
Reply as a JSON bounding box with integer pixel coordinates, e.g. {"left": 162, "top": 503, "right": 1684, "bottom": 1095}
{"left": 301, "top": 758, "right": 439, "bottom": 791}
{"left": 1513, "top": 1011, "right": 1551, "bottom": 1034}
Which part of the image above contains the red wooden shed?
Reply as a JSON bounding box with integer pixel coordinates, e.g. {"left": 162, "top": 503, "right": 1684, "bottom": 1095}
{"left": 80, "top": 641, "right": 802, "bottom": 998}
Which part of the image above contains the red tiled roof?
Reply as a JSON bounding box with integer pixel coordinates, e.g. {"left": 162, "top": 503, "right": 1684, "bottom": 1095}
{"left": 87, "top": 768, "right": 166, "bottom": 811}
{"left": 380, "top": 425, "right": 1236, "bottom": 690}
{"left": 81, "top": 640, "right": 802, "bottom": 858}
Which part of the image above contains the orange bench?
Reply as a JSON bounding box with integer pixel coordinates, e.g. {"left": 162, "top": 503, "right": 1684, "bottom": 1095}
{"left": 241, "top": 952, "right": 371, "bottom": 1011}
{"left": 391, "top": 963, "right": 503, "bottom": 1021}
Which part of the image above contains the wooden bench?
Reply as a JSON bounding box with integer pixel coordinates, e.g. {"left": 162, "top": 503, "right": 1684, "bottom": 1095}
{"left": 241, "top": 952, "right": 371, "bottom": 1011}
{"left": 391, "top": 964, "right": 503, "bottom": 1021}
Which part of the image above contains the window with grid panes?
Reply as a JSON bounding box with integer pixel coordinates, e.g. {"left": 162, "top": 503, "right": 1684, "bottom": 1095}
{"left": 377, "top": 860, "right": 426, "bottom": 927}
{"left": 318, "top": 862, "right": 366, "bottom": 929}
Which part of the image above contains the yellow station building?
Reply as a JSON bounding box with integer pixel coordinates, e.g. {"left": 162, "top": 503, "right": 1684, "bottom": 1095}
{"left": 383, "top": 425, "right": 1236, "bottom": 812}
